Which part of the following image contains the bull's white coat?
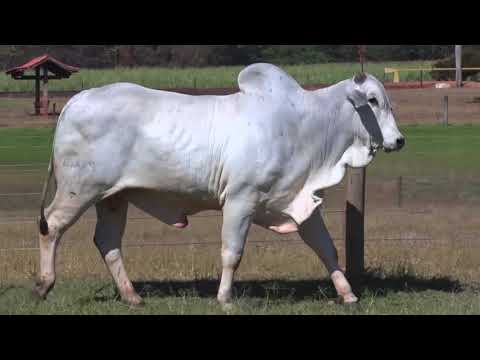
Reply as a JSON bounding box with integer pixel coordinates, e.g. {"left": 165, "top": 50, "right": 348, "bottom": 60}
{"left": 35, "top": 64, "right": 404, "bottom": 307}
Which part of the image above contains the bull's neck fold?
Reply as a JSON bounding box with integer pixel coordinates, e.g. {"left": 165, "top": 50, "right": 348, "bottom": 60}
{"left": 301, "top": 80, "right": 359, "bottom": 172}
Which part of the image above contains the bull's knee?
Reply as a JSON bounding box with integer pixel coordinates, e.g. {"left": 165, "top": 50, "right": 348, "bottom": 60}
{"left": 104, "top": 249, "right": 122, "bottom": 266}
{"left": 222, "top": 248, "right": 243, "bottom": 270}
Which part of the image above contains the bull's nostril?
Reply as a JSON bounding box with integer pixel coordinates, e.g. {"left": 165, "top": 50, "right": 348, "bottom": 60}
{"left": 397, "top": 138, "right": 405, "bottom": 149}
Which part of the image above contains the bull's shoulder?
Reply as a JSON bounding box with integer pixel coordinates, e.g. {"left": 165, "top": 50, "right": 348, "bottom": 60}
{"left": 238, "top": 63, "right": 303, "bottom": 99}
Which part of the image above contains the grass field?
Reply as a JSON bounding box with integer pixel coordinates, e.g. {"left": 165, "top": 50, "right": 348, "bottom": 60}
{"left": 0, "top": 61, "right": 433, "bottom": 92}
{"left": 1, "top": 238, "right": 479, "bottom": 315}
{"left": 1, "top": 124, "right": 479, "bottom": 178}
{"left": 0, "top": 124, "right": 479, "bottom": 315}
{"left": 371, "top": 125, "right": 480, "bottom": 177}
{"left": 1, "top": 277, "right": 479, "bottom": 315}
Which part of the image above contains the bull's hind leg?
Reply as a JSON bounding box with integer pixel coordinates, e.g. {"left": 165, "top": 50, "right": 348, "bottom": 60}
{"left": 299, "top": 208, "right": 358, "bottom": 304}
{"left": 35, "top": 192, "right": 96, "bottom": 300}
{"left": 94, "top": 195, "right": 142, "bottom": 306}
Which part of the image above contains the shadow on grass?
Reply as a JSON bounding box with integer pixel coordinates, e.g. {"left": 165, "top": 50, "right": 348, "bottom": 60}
{"left": 131, "top": 270, "right": 465, "bottom": 302}
{"left": 1, "top": 269, "right": 464, "bottom": 306}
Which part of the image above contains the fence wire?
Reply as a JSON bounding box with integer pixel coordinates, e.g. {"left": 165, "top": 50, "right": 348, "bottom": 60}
{"left": 1, "top": 160, "right": 479, "bottom": 253}
{"left": 2, "top": 237, "right": 480, "bottom": 253}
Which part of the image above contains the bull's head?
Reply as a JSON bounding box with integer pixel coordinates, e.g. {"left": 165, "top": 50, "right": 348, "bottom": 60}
{"left": 346, "top": 73, "right": 405, "bottom": 155}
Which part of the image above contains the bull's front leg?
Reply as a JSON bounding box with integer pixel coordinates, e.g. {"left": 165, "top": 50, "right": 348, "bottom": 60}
{"left": 217, "top": 196, "right": 256, "bottom": 310}
{"left": 299, "top": 208, "right": 358, "bottom": 304}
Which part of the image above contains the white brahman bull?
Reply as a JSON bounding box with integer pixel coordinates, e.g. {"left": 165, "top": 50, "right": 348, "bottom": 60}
{"left": 34, "top": 63, "right": 404, "bottom": 308}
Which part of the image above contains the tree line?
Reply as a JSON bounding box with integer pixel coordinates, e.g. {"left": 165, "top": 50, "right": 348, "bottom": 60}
{"left": 0, "top": 45, "right": 468, "bottom": 69}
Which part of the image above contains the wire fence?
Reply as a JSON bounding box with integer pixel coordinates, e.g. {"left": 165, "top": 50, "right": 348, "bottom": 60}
{"left": 1, "top": 138, "right": 480, "bottom": 253}
{"left": 0, "top": 180, "right": 479, "bottom": 253}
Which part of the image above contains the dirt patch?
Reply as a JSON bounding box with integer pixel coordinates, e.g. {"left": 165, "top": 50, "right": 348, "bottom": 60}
{"left": 0, "top": 97, "right": 67, "bottom": 129}
{"left": 1, "top": 85, "right": 480, "bottom": 128}
{"left": 388, "top": 87, "right": 480, "bottom": 125}
{"left": 385, "top": 81, "right": 480, "bottom": 90}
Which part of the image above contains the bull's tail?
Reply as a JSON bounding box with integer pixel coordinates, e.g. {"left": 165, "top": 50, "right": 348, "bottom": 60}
{"left": 39, "top": 153, "right": 54, "bottom": 236}
{"left": 39, "top": 112, "right": 64, "bottom": 236}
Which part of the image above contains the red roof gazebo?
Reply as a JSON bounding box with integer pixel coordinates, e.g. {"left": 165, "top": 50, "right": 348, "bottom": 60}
{"left": 5, "top": 54, "right": 80, "bottom": 116}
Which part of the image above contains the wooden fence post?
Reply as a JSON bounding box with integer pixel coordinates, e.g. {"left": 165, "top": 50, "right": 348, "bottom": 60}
{"left": 456, "top": 45, "right": 463, "bottom": 88}
{"left": 345, "top": 167, "right": 366, "bottom": 294}
{"left": 41, "top": 66, "right": 49, "bottom": 116}
{"left": 34, "top": 67, "right": 40, "bottom": 116}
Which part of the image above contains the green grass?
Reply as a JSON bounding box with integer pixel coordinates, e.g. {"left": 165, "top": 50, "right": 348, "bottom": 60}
{"left": 0, "top": 61, "right": 433, "bottom": 92}
{"left": 369, "top": 124, "right": 480, "bottom": 178}
{"left": 1, "top": 275, "right": 478, "bottom": 315}
{"left": 0, "top": 124, "right": 478, "bottom": 178}
{"left": 0, "top": 98, "right": 33, "bottom": 110}
{"left": 0, "top": 128, "right": 54, "bottom": 165}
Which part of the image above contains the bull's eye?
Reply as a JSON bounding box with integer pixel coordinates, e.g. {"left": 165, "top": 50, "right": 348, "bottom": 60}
{"left": 368, "top": 98, "right": 379, "bottom": 107}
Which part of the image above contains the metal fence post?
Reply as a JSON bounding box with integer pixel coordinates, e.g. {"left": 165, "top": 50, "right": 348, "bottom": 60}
{"left": 345, "top": 167, "right": 366, "bottom": 294}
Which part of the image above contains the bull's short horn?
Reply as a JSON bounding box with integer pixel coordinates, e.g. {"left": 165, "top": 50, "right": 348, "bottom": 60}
{"left": 354, "top": 73, "right": 367, "bottom": 84}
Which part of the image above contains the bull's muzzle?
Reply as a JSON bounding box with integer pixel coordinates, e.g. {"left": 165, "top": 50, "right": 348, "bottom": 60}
{"left": 384, "top": 137, "right": 405, "bottom": 153}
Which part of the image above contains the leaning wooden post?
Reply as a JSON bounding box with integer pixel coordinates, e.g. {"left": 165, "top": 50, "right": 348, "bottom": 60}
{"left": 41, "top": 66, "right": 49, "bottom": 116}
{"left": 34, "top": 67, "right": 41, "bottom": 115}
{"left": 345, "top": 167, "right": 366, "bottom": 294}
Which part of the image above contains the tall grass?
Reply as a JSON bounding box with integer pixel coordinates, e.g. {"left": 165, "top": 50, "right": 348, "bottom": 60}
{"left": 0, "top": 61, "right": 433, "bottom": 92}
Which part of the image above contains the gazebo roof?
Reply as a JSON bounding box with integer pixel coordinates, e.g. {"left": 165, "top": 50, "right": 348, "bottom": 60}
{"left": 5, "top": 54, "right": 80, "bottom": 79}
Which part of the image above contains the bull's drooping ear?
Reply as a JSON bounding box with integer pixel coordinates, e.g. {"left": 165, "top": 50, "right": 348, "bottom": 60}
{"left": 347, "top": 75, "right": 368, "bottom": 109}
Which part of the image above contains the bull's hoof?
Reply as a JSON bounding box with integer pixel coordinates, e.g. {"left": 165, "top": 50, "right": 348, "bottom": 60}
{"left": 121, "top": 293, "right": 145, "bottom": 308}
{"left": 344, "top": 293, "right": 359, "bottom": 304}
{"left": 32, "top": 280, "right": 55, "bottom": 303}
{"left": 32, "top": 286, "right": 49, "bottom": 303}
{"left": 220, "top": 302, "right": 235, "bottom": 314}
{"left": 334, "top": 293, "right": 359, "bottom": 305}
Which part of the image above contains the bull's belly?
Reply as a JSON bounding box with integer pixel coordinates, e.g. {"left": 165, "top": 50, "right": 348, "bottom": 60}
{"left": 119, "top": 188, "right": 323, "bottom": 235}
{"left": 119, "top": 188, "right": 303, "bottom": 234}
{"left": 123, "top": 190, "right": 301, "bottom": 234}
{"left": 121, "top": 188, "right": 220, "bottom": 228}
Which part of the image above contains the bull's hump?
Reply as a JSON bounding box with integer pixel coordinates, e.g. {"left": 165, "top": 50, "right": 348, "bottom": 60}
{"left": 238, "top": 63, "right": 303, "bottom": 98}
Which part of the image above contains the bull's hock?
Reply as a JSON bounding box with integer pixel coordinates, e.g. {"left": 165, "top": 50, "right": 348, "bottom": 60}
{"left": 35, "top": 63, "right": 404, "bottom": 307}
